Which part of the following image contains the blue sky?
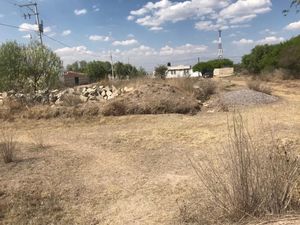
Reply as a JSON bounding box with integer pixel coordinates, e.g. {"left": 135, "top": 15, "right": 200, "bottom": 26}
{"left": 0, "top": 0, "right": 299, "bottom": 71}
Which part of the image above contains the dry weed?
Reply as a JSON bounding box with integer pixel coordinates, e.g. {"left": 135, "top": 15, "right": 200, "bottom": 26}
{"left": 186, "top": 114, "right": 299, "bottom": 223}
{"left": 247, "top": 80, "right": 272, "bottom": 95}
{"left": 28, "top": 129, "right": 48, "bottom": 150}
{"left": 0, "top": 130, "right": 16, "bottom": 163}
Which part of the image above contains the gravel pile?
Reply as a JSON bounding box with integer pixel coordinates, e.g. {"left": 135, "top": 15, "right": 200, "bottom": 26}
{"left": 221, "top": 89, "right": 278, "bottom": 106}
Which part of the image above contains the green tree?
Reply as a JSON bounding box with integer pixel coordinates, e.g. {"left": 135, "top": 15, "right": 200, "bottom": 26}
{"left": 193, "top": 58, "right": 233, "bottom": 73}
{"left": 86, "top": 61, "right": 107, "bottom": 82}
{"left": 0, "top": 41, "right": 25, "bottom": 91}
{"left": 23, "top": 42, "right": 62, "bottom": 91}
{"left": 154, "top": 65, "right": 168, "bottom": 79}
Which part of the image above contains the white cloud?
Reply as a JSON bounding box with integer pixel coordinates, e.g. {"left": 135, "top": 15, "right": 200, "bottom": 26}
{"left": 260, "top": 28, "right": 277, "bottom": 35}
{"left": 19, "top": 23, "right": 51, "bottom": 33}
{"left": 22, "top": 34, "right": 32, "bottom": 39}
{"left": 92, "top": 5, "right": 100, "bottom": 12}
{"left": 149, "top": 26, "right": 163, "bottom": 31}
{"left": 232, "top": 36, "right": 285, "bottom": 46}
{"left": 285, "top": 20, "right": 300, "bottom": 30}
{"left": 112, "top": 39, "right": 139, "bottom": 46}
{"left": 232, "top": 38, "right": 254, "bottom": 45}
{"left": 44, "top": 27, "right": 52, "bottom": 33}
{"left": 256, "top": 36, "right": 285, "bottom": 45}
{"left": 55, "top": 46, "right": 107, "bottom": 66}
{"left": 159, "top": 43, "right": 207, "bottom": 56}
{"left": 195, "top": 21, "right": 223, "bottom": 31}
{"left": 74, "top": 9, "right": 87, "bottom": 15}
{"left": 62, "top": 30, "right": 71, "bottom": 36}
{"left": 127, "top": 15, "right": 135, "bottom": 21}
{"left": 19, "top": 23, "right": 38, "bottom": 32}
{"left": 89, "top": 35, "right": 110, "bottom": 41}
{"left": 129, "top": 0, "right": 271, "bottom": 31}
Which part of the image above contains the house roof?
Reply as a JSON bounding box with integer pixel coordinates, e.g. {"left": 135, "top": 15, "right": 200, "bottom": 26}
{"left": 64, "top": 71, "right": 87, "bottom": 76}
{"left": 167, "top": 65, "right": 191, "bottom": 71}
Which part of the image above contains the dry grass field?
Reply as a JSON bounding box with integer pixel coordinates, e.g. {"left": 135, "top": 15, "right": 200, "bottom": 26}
{"left": 0, "top": 77, "right": 299, "bottom": 225}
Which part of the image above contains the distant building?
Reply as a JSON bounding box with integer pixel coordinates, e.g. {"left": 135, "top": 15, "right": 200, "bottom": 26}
{"left": 165, "top": 65, "right": 201, "bottom": 78}
{"left": 63, "top": 71, "right": 90, "bottom": 87}
{"left": 213, "top": 67, "right": 234, "bottom": 77}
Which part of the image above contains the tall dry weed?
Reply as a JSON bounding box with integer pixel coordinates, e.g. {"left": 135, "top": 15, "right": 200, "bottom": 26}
{"left": 187, "top": 113, "right": 299, "bottom": 222}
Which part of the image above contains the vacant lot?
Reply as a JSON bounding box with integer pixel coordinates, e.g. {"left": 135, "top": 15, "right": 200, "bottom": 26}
{"left": 0, "top": 77, "right": 299, "bottom": 225}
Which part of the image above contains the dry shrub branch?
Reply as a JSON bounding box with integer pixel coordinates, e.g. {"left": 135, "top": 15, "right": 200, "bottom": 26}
{"left": 0, "top": 130, "right": 17, "bottom": 163}
{"left": 188, "top": 113, "right": 299, "bottom": 223}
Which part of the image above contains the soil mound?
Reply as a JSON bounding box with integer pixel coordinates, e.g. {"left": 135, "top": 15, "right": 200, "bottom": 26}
{"left": 102, "top": 82, "right": 201, "bottom": 116}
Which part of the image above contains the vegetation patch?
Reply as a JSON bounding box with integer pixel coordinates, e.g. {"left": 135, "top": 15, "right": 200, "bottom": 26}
{"left": 186, "top": 114, "right": 300, "bottom": 223}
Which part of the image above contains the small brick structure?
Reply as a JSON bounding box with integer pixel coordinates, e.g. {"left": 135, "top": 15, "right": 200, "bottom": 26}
{"left": 63, "top": 71, "right": 90, "bottom": 87}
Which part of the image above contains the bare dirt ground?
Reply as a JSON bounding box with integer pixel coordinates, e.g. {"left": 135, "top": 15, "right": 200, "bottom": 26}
{"left": 0, "top": 77, "right": 299, "bottom": 225}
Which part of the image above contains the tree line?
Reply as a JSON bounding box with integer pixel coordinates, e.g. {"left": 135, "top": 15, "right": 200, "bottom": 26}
{"left": 66, "top": 60, "right": 147, "bottom": 82}
{"left": 241, "top": 35, "right": 300, "bottom": 77}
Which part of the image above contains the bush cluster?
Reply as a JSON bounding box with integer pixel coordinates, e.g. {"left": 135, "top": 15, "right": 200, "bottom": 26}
{"left": 193, "top": 59, "right": 234, "bottom": 74}
{"left": 242, "top": 35, "right": 300, "bottom": 77}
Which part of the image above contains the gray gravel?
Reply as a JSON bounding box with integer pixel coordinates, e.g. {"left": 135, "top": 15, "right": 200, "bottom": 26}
{"left": 221, "top": 89, "right": 278, "bottom": 106}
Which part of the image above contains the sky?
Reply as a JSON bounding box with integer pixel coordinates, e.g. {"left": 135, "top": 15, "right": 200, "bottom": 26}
{"left": 0, "top": 0, "right": 299, "bottom": 71}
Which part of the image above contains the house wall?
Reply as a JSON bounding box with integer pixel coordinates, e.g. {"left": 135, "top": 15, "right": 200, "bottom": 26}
{"left": 213, "top": 67, "right": 234, "bottom": 77}
{"left": 166, "top": 69, "right": 193, "bottom": 78}
{"left": 64, "top": 72, "right": 90, "bottom": 87}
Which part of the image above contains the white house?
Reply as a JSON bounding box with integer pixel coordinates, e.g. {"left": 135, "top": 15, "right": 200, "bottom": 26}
{"left": 165, "top": 65, "right": 201, "bottom": 78}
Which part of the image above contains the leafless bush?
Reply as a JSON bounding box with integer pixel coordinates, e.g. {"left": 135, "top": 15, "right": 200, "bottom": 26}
{"left": 165, "top": 78, "right": 197, "bottom": 94}
{"left": 102, "top": 100, "right": 127, "bottom": 116}
{"left": 193, "top": 79, "right": 217, "bottom": 101}
{"left": 188, "top": 114, "right": 299, "bottom": 222}
{"left": 0, "top": 130, "right": 16, "bottom": 163}
{"left": 247, "top": 80, "right": 272, "bottom": 95}
{"left": 60, "top": 94, "right": 82, "bottom": 107}
{"left": 29, "top": 129, "right": 47, "bottom": 150}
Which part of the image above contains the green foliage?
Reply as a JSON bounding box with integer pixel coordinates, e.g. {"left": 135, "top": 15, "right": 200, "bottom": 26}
{"left": 242, "top": 35, "right": 300, "bottom": 76}
{"left": 193, "top": 58, "right": 233, "bottom": 73}
{"left": 86, "top": 61, "right": 109, "bottom": 82}
{"left": 0, "top": 41, "right": 62, "bottom": 92}
{"left": 0, "top": 41, "right": 25, "bottom": 91}
{"left": 23, "top": 42, "right": 62, "bottom": 91}
{"left": 154, "top": 65, "right": 168, "bottom": 79}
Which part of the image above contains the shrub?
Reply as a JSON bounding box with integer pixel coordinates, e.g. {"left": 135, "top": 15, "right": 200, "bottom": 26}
{"left": 247, "top": 80, "right": 272, "bottom": 95}
{"left": 154, "top": 65, "right": 168, "bottom": 79}
{"left": 193, "top": 79, "right": 217, "bottom": 101}
{"left": 189, "top": 114, "right": 300, "bottom": 222}
{"left": 102, "top": 100, "right": 127, "bottom": 116}
{"left": 60, "top": 94, "right": 82, "bottom": 107}
{"left": 0, "top": 130, "right": 16, "bottom": 163}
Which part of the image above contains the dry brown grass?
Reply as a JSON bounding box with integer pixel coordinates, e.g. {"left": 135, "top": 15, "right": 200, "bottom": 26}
{"left": 247, "top": 80, "right": 272, "bottom": 95}
{"left": 0, "top": 130, "right": 16, "bottom": 163}
{"left": 188, "top": 114, "right": 300, "bottom": 223}
{"left": 60, "top": 94, "right": 82, "bottom": 107}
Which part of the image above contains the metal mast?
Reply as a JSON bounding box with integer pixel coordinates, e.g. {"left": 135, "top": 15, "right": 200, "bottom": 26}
{"left": 18, "top": 2, "right": 44, "bottom": 45}
{"left": 217, "top": 30, "right": 223, "bottom": 59}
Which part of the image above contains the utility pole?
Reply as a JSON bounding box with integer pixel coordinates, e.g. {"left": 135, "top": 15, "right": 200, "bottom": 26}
{"left": 110, "top": 52, "right": 114, "bottom": 79}
{"left": 18, "top": 2, "right": 44, "bottom": 45}
{"left": 217, "top": 30, "right": 223, "bottom": 59}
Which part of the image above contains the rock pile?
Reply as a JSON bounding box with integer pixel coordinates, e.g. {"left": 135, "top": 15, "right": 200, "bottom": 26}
{"left": 0, "top": 84, "right": 133, "bottom": 106}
